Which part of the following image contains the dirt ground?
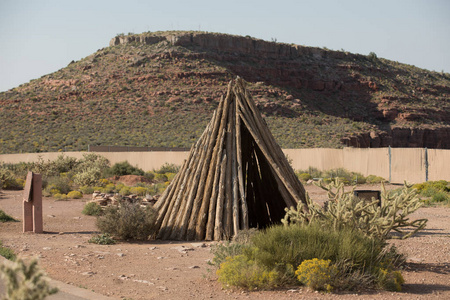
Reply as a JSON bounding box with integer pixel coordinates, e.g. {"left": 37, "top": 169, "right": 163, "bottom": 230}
{"left": 0, "top": 184, "right": 449, "bottom": 299}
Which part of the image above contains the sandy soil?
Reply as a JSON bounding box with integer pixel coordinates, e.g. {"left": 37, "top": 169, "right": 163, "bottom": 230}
{"left": 0, "top": 184, "right": 449, "bottom": 299}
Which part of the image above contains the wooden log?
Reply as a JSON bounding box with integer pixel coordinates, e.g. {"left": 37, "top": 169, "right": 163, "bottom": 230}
{"left": 158, "top": 142, "right": 199, "bottom": 240}
{"left": 201, "top": 127, "right": 226, "bottom": 240}
{"left": 173, "top": 114, "right": 215, "bottom": 240}
{"left": 235, "top": 98, "right": 248, "bottom": 230}
{"left": 213, "top": 153, "right": 227, "bottom": 240}
{"left": 223, "top": 109, "right": 234, "bottom": 239}
{"left": 194, "top": 91, "right": 231, "bottom": 240}
{"left": 156, "top": 156, "right": 189, "bottom": 239}
{"left": 186, "top": 94, "right": 229, "bottom": 240}
{"left": 230, "top": 100, "right": 240, "bottom": 234}
{"left": 203, "top": 129, "right": 226, "bottom": 240}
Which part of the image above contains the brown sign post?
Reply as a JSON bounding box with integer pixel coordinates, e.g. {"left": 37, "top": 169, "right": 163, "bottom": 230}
{"left": 23, "top": 171, "right": 43, "bottom": 233}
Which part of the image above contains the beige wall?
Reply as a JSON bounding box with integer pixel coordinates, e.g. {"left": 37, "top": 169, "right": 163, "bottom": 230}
{"left": 1, "top": 148, "right": 449, "bottom": 184}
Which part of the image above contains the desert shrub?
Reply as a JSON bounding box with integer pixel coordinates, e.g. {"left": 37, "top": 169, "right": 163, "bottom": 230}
{"left": 44, "top": 176, "right": 71, "bottom": 195}
{"left": 366, "top": 175, "right": 387, "bottom": 184}
{"left": 53, "top": 193, "right": 68, "bottom": 201}
{"left": 67, "top": 190, "right": 83, "bottom": 199}
{"left": 88, "top": 233, "right": 115, "bottom": 245}
{"left": 130, "top": 186, "right": 148, "bottom": 196}
{"left": 0, "top": 258, "right": 58, "bottom": 300}
{"left": 73, "top": 154, "right": 110, "bottom": 186}
{"left": 109, "top": 161, "right": 144, "bottom": 176}
{"left": 297, "top": 172, "right": 312, "bottom": 182}
{"left": 283, "top": 180, "right": 427, "bottom": 240}
{"left": 96, "top": 202, "right": 157, "bottom": 240}
{"left": 216, "top": 255, "right": 279, "bottom": 290}
{"left": 73, "top": 167, "right": 101, "bottom": 187}
{"left": 209, "top": 242, "right": 250, "bottom": 269}
{"left": 82, "top": 202, "right": 103, "bottom": 216}
{"left": 414, "top": 180, "right": 450, "bottom": 205}
{"left": 295, "top": 258, "right": 337, "bottom": 292}
{"left": 79, "top": 186, "right": 95, "bottom": 194}
{"left": 144, "top": 171, "right": 155, "bottom": 181}
{"left": 154, "top": 173, "right": 168, "bottom": 183}
{"left": 0, "top": 167, "right": 23, "bottom": 190}
{"left": 155, "top": 163, "right": 180, "bottom": 174}
{"left": 165, "top": 172, "right": 177, "bottom": 181}
{"left": 376, "top": 268, "right": 404, "bottom": 292}
{"left": 0, "top": 210, "right": 17, "bottom": 223}
{"left": 250, "top": 223, "right": 384, "bottom": 275}
{"left": 44, "top": 154, "right": 79, "bottom": 176}
{"left": 119, "top": 186, "right": 131, "bottom": 196}
{"left": 0, "top": 241, "right": 16, "bottom": 260}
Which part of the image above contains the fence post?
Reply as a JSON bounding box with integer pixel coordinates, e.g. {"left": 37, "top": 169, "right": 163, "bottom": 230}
{"left": 425, "top": 147, "right": 428, "bottom": 182}
{"left": 388, "top": 146, "right": 392, "bottom": 183}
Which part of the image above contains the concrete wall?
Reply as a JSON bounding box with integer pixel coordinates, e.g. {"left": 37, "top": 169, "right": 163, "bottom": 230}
{"left": 1, "top": 148, "right": 449, "bottom": 183}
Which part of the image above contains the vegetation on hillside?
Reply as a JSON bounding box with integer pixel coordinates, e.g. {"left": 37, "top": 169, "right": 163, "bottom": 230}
{"left": 0, "top": 31, "right": 449, "bottom": 154}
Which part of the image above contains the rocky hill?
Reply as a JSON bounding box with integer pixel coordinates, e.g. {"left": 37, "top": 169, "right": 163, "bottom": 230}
{"left": 1, "top": 31, "right": 449, "bottom": 154}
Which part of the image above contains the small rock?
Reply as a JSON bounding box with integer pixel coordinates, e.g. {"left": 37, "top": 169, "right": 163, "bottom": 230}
{"left": 47, "top": 215, "right": 56, "bottom": 218}
{"left": 81, "top": 271, "right": 96, "bottom": 276}
{"left": 149, "top": 246, "right": 157, "bottom": 250}
{"left": 117, "top": 253, "right": 125, "bottom": 257}
{"left": 43, "top": 247, "right": 52, "bottom": 251}
{"left": 157, "top": 256, "right": 165, "bottom": 260}
{"left": 189, "top": 266, "right": 200, "bottom": 269}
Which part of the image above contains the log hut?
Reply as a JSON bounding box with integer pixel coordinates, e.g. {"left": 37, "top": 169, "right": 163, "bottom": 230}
{"left": 153, "top": 77, "right": 307, "bottom": 240}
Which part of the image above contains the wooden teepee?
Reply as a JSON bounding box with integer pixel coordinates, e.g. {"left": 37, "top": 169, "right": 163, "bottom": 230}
{"left": 153, "top": 77, "right": 307, "bottom": 241}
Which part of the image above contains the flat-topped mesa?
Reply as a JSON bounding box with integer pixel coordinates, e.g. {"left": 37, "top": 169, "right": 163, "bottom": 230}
{"left": 109, "top": 31, "right": 356, "bottom": 61}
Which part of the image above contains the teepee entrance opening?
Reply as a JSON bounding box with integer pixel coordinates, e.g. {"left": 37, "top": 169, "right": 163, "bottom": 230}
{"left": 153, "top": 77, "right": 307, "bottom": 241}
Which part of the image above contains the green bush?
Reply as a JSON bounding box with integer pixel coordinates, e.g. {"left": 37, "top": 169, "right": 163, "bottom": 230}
{"left": 0, "top": 241, "right": 16, "bottom": 260}
{"left": 414, "top": 180, "right": 450, "bottom": 205}
{"left": 44, "top": 176, "right": 71, "bottom": 195}
{"left": 209, "top": 242, "right": 249, "bottom": 269}
{"left": 297, "top": 172, "right": 312, "bottom": 182}
{"left": 130, "top": 186, "right": 148, "bottom": 196}
{"left": 53, "top": 193, "right": 68, "bottom": 201}
{"left": 82, "top": 202, "right": 103, "bottom": 216}
{"left": 250, "top": 223, "right": 384, "bottom": 275}
{"left": 96, "top": 202, "right": 157, "bottom": 240}
{"left": 109, "top": 161, "right": 144, "bottom": 176}
{"left": 88, "top": 233, "right": 115, "bottom": 245}
{"left": 154, "top": 173, "right": 168, "bottom": 183}
{"left": 376, "top": 268, "right": 405, "bottom": 292}
{"left": 0, "top": 167, "right": 23, "bottom": 190}
{"left": 79, "top": 186, "right": 95, "bottom": 194}
{"left": 216, "top": 255, "right": 279, "bottom": 290}
{"left": 366, "top": 175, "right": 387, "bottom": 184}
{"left": 155, "top": 163, "right": 180, "bottom": 174}
{"left": 67, "top": 190, "right": 83, "bottom": 199}
{"left": 0, "top": 210, "right": 17, "bottom": 223}
{"left": 295, "top": 258, "right": 337, "bottom": 292}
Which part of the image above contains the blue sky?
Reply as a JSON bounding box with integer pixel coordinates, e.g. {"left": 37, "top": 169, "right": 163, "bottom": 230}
{"left": 0, "top": 0, "right": 449, "bottom": 92}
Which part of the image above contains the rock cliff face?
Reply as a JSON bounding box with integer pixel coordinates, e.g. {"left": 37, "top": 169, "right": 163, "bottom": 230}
{"left": 341, "top": 128, "right": 450, "bottom": 149}
{"left": 109, "top": 32, "right": 450, "bottom": 149}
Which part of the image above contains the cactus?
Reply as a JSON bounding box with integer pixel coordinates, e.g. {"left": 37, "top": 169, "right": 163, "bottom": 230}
{"left": 283, "top": 179, "right": 427, "bottom": 240}
{"left": 0, "top": 258, "right": 57, "bottom": 300}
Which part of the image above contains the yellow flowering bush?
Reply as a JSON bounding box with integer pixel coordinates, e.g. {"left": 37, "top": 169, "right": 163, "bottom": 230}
{"left": 295, "top": 258, "right": 337, "bottom": 292}
{"left": 377, "top": 268, "right": 404, "bottom": 292}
